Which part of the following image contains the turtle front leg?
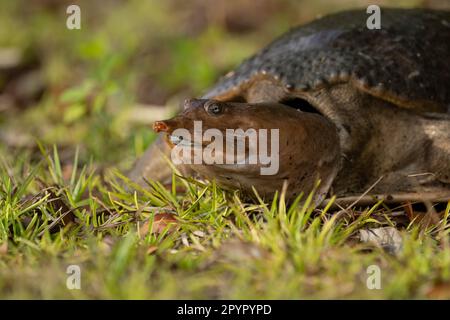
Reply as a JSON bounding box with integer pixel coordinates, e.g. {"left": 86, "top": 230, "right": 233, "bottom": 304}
{"left": 423, "top": 115, "right": 450, "bottom": 185}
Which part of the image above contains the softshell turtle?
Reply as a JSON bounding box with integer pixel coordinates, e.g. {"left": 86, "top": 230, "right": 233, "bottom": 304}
{"left": 130, "top": 8, "right": 450, "bottom": 202}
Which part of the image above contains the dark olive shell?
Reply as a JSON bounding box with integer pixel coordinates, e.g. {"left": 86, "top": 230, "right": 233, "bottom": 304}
{"left": 204, "top": 9, "right": 450, "bottom": 113}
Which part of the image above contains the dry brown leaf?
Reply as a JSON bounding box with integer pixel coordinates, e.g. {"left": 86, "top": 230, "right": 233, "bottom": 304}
{"left": 139, "top": 213, "right": 178, "bottom": 237}
{"left": 0, "top": 241, "right": 8, "bottom": 255}
{"left": 162, "top": 183, "right": 187, "bottom": 194}
{"left": 426, "top": 282, "right": 450, "bottom": 299}
{"left": 62, "top": 163, "right": 73, "bottom": 181}
{"left": 359, "top": 227, "right": 403, "bottom": 255}
{"left": 146, "top": 246, "right": 158, "bottom": 255}
{"left": 404, "top": 202, "right": 441, "bottom": 229}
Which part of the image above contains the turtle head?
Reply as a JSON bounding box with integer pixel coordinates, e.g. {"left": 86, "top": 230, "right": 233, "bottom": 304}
{"left": 153, "top": 98, "right": 340, "bottom": 202}
{"left": 153, "top": 98, "right": 290, "bottom": 140}
{"left": 153, "top": 99, "right": 286, "bottom": 168}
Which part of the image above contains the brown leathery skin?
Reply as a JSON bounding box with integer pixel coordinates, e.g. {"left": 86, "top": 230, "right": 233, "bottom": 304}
{"left": 303, "top": 84, "right": 450, "bottom": 196}
{"left": 153, "top": 99, "right": 341, "bottom": 201}
{"left": 204, "top": 9, "right": 450, "bottom": 113}
{"left": 129, "top": 8, "right": 450, "bottom": 201}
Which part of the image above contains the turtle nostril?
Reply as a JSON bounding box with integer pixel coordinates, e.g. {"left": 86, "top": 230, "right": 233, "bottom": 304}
{"left": 153, "top": 121, "right": 169, "bottom": 133}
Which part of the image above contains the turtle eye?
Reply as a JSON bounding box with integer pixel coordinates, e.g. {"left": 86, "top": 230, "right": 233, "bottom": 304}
{"left": 205, "top": 102, "right": 223, "bottom": 115}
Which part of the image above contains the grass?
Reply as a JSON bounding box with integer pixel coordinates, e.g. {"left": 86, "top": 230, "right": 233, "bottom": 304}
{"left": 0, "top": 145, "right": 449, "bottom": 299}
{"left": 1, "top": 0, "right": 450, "bottom": 299}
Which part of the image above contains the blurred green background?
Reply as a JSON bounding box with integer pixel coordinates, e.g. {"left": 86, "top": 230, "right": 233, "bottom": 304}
{"left": 1, "top": 0, "right": 450, "bottom": 300}
{"left": 0, "top": 0, "right": 449, "bottom": 171}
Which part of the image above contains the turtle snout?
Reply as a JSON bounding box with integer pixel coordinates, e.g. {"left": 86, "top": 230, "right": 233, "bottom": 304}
{"left": 153, "top": 119, "right": 181, "bottom": 133}
{"left": 153, "top": 121, "right": 169, "bottom": 133}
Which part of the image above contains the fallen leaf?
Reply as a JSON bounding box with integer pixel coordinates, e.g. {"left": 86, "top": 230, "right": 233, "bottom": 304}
{"left": 0, "top": 241, "right": 8, "bottom": 255}
{"left": 359, "top": 227, "right": 403, "bottom": 255}
{"left": 139, "top": 213, "right": 178, "bottom": 237}
{"left": 62, "top": 163, "right": 73, "bottom": 181}
{"left": 404, "top": 202, "right": 441, "bottom": 229}
{"left": 193, "top": 230, "right": 205, "bottom": 238}
{"left": 181, "top": 233, "right": 189, "bottom": 247}
{"left": 163, "top": 183, "right": 187, "bottom": 194}
{"left": 146, "top": 246, "right": 158, "bottom": 255}
{"left": 426, "top": 282, "right": 450, "bottom": 299}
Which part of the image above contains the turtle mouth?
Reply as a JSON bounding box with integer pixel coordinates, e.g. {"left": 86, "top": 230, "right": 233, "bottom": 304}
{"left": 168, "top": 134, "right": 204, "bottom": 148}
{"left": 153, "top": 120, "right": 195, "bottom": 147}
{"left": 168, "top": 135, "right": 194, "bottom": 147}
{"left": 168, "top": 135, "right": 184, "bottom": 145}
